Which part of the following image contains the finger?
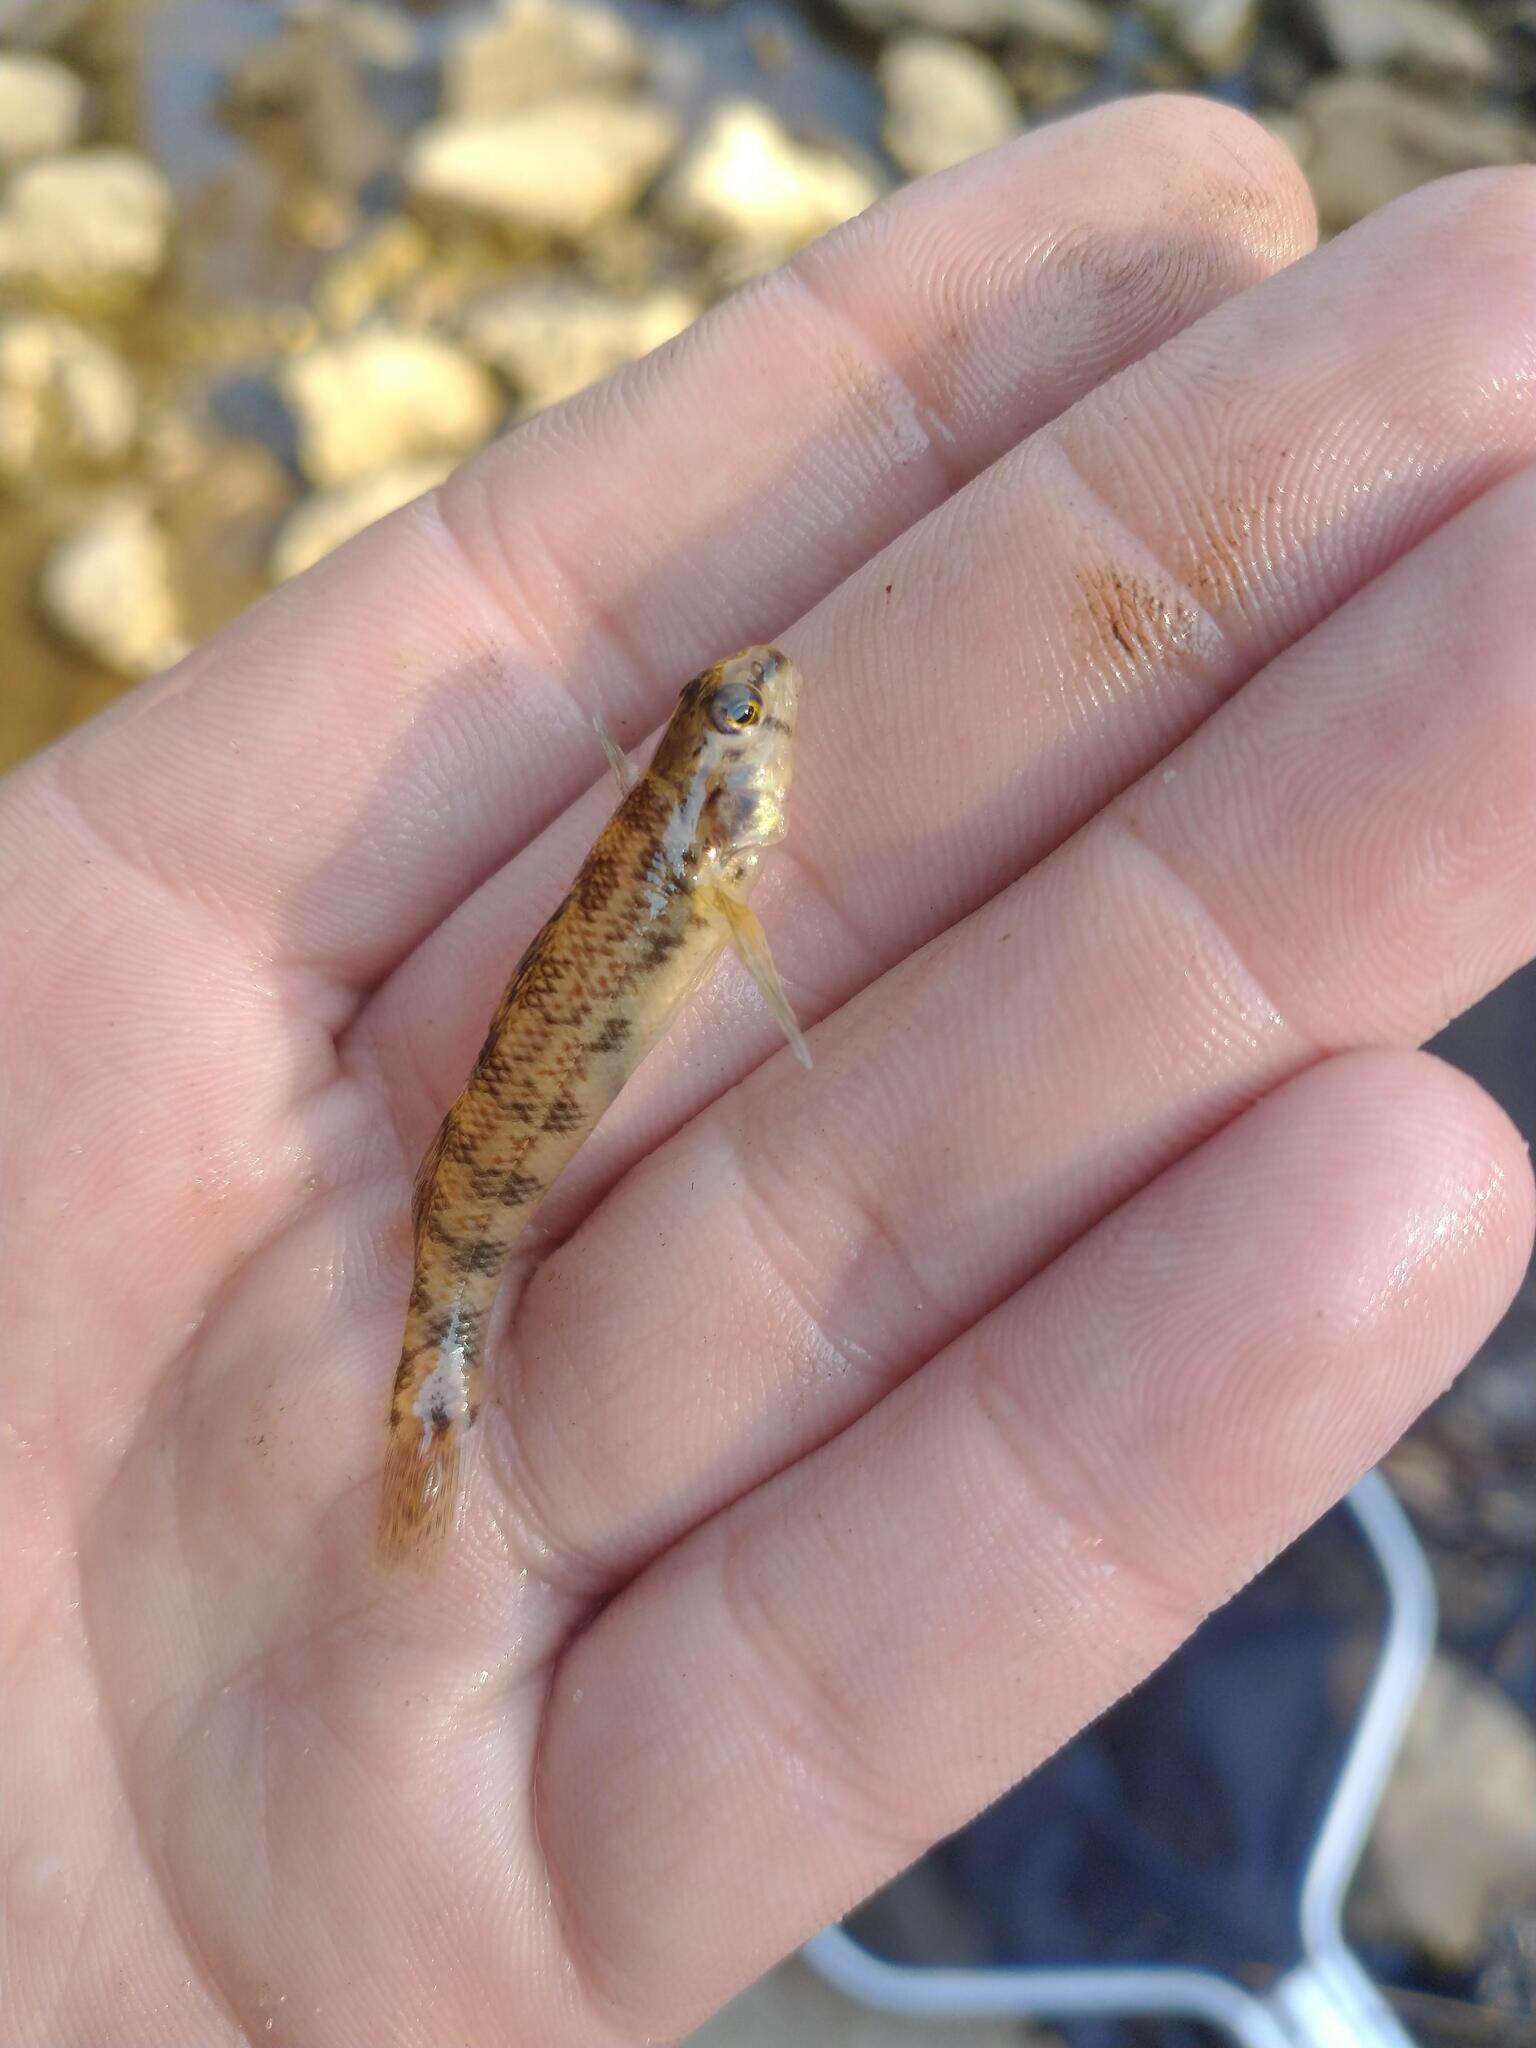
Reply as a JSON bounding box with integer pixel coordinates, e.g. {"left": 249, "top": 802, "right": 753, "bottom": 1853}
{"left": 42, "top": 98, "right": 1310, "bottom": 985}
{"left": 363, "top": 169, "right": 1536, "bottom": 1182}
{"left": 536, "top": 1049, "right": 1534, "bottom": 2039}
{"left": 487, "top": 453, "right": 1536, "bottom": 1585}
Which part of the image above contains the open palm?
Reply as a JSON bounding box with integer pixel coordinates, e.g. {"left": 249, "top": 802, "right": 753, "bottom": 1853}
{"left": 6, "top": 99, "right": 1536, "bottom": 2048}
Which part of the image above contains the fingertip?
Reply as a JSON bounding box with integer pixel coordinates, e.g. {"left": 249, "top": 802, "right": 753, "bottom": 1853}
{"left": 1220, "top": 1045, "right": 1535, "bottom": 1458}
{"left": 1115, "top": 91, "right": 1319, "bottom": 260}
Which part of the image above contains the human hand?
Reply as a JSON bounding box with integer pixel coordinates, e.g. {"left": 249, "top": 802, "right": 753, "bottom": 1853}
{"left": 5, "top": 96, "right": 1535, "bottom": 2048}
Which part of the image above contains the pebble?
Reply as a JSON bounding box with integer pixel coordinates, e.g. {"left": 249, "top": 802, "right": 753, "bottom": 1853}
{"left": 1140, "top": 0, "right": 1258, "bottom": 73}
{"left": 0, "top": 53, "right": 85, "bottom": 165}
{"left": 1005, "top": 0, "right": 1110, "bottom": 54}
{"left": 1008, "top": 47, "right": 1094, "bottom": 109}
{"left": 0, "top": 0, "right": 91, "bottom": 49}
{"left": 442, "top": 0, "right": 641, "bottom": 118}
{"left": 278, "top": 327, "right": 503, "bottom": 487}
{"left": 37, "top": 499, "right": 189, "bottom": 679}
{"left": 654, "top": 99, "right": 880, "bottom": 260}
{"left": 0, "top": 312, "right": 137, "bottom": 476}
{"left": 1301, "top": 74, "right": 1531, "bottom": 232}
{"left": 1365, "top": 1654, "right": 1536, "bottom": 1967}
{"left": 314, "top": 0, "right": 420, "bottom": 71}
{"left": 879, "top": 35, "right": 1019, "bottom": 178}
{"left": 462, "top": 274, "right": 698, "bottom": 410}
{"left": 270, "top": 459, "right": 456, "bottom": 581}
{"left": 1304, "top": 0, "right": 1496, "bottom": 83}
{"left": 838, "top": 0, "right": 1105, "bottom": 41}
{"left": 405, "top": 96, "right": 680, "bottom": 240}
{"left": 0, "top": 150, "right": 172, "bottom": 307}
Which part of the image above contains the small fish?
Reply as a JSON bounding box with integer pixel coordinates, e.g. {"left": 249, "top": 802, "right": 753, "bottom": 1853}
{"left": 379, "top": 645, "right": 808, "bottom": 1564}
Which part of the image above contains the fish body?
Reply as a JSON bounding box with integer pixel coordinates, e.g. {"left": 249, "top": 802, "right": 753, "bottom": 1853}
{"left": 379, "top": 645, "right": 805, "bottom": 1563}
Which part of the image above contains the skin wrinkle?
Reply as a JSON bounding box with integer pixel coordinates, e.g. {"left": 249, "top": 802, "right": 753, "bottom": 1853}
{"left": 526, "top": 1677, "right": 640, "bottom": 2048}
{"left": 1032, "top": 431, "right": 1231, "bottom": 671}
{"left": 1096, "top": 808, "right": 1308, "bottom": 1081}
{"left": 421, "top": 479, "right": 651, "bottom": 780}
{"left": 483, "top": 1329, "right": 642, "bottom": 1599}
{"left": 713, "top": 1516, "right": 938, "bottom": 1868}
{"left": 777, "top": 265, "right": 960, "bottom": 493}
{"left": 76, "top": 1531, "right": 250, "bottom": 2047}
{"left": 963, "top": 1322, "right": 1209, "bottom": 1627}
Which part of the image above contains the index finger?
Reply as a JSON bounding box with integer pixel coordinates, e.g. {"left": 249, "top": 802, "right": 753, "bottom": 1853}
{"left": 44, "top": 98, "right": 1311, "bottom": 987}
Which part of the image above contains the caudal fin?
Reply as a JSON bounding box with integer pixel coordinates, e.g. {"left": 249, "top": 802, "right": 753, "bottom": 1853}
{"left": 377, "top": 1420, "right": 461, "bottom": 1567}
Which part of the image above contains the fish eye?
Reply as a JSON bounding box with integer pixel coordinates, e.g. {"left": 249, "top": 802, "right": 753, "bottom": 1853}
{"left": 710, "top": 685, "right": 763, "bottom": 734}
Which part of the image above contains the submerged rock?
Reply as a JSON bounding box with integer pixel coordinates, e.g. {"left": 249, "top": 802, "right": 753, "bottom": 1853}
{"left": 654, "top": 99, "right": 880, "bottom": 260}
{"left": 1364, "top": 1655, "right": 1536, "bottom": 1967}
{"left": 1140, "top": 0, "right": 1258, "bottom": 73}
{"left": 442, "top": 0, "right": 642, "bottom": 118}
{"left": 838, "top": 0, "right": 1104, "bottom": 41}
{"left": 38, "top": 499, "right": 189, "bottom": 679}
{"left": 0, "top": 53, "right": 85, "bottom": 165}
{"left": 1304, "top": 0, "right": 1496, "bottom": 84}
{"left": 270, "top": 459, "right": 456, "bottom": 581}
{"left": 879, "top": 35, "right": 1019, "bottom": 178}
{"left": 1302, "top": 74, "right": 1530, "bottom": 231}
{"left": 0, "top": 150, "right": 172, "bottom": 307}
{"left": 0, "top": 312, "right": 136, "bottom": 476}
{"left": 279, "top": 327, "right": 503, "bottom": 487}
{"left": 406, "top": 96, "right": 680, "bottom": 239}
{"left": 462, "top": 274, "right": 698, "bottom": 410}
{"left": 220, "top": 7, "right": 400, "bottom": 240}
{"left": 1005, "top": 0, "right": 1109, "bottom": 54}
{"left": 0, "top": 0, "right": 91, "bottom": 49}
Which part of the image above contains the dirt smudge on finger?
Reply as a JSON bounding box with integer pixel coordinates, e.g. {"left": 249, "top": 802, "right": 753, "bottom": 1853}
{"left": 1077, "top": 560, "right": 1193, "bottom": 669}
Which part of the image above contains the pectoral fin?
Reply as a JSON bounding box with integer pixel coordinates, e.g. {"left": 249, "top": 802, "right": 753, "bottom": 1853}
{"left": 698, "top": 884, "right": 812, "bottom": 1069}
{"left": 592, "top": 714, "right": 635, "bottom": 797}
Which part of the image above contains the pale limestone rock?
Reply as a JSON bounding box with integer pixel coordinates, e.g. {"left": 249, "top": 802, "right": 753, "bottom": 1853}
{"left": 879, "top": 35, "right": 1019, "bottom": 178}
{"left": 1305, "top": 0, "right": 1496, "bottom": 83}
{"left": 0, "top": 312, "right": 136, "bottom": 474}
{"left": 462, "top": 274, "right": 697, "bottom": 410}
{"left": 0, "top": 53, "right": 85, "bottom": 164}
{"left": 1302, "top": 74, "right": 1531, "bottom": 232}
{"left": 319, "top": 0, "right": 420, "bottom": 69}
{"left": 839, "top": 0, "right": 1105, "bottom": 41}
{"left": 1141, "top": 0, "right": 1258, "bottom": 73}
{"left": 270, "top": 459, "right": 456, "bottom": 581}
{"left": 1006, "top": 0, "right": 1109, "bottom": 53}
{"left": 38, "top": 499, "right": 189, "bottom": 678}
{"left": 1366, "top": 1655, "right": 1536, "bottom": 1966}
{"left": 406, "top": 96, "right": 680, "bottom": 239}
{"left": 0, "top": 150, "right": 172, "bottom": 305}
{"left": 655, "top": 99, "right": 880, "bottom": 258}
{"left": 442, "top": 0, "right": 641, "bottom": 118}
{"left": 279, "top": 328, "right": 502, "bottom": 487}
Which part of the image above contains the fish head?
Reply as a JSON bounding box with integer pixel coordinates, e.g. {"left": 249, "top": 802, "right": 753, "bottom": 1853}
{"left": 653, "top": 644, "right": 802, "bottom": 872}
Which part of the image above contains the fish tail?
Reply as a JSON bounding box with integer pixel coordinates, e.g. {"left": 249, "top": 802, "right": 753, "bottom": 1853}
{"left": 377, "top": 1410, "right": 462, "bottom": 1566}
